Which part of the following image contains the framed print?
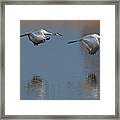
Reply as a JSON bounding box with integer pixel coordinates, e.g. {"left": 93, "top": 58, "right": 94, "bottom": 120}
{"left": 0, "top": 0, "right": 119, "bottom": 119}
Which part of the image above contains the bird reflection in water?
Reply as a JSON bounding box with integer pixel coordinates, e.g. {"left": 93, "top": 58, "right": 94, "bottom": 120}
{"left": 27, "top": 75, "right": 47, "bottom": 99}
{"left": 83, "top": 73, "right": 100, "bottom": 99}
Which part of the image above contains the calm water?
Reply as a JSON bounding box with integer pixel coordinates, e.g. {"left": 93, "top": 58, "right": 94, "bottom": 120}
{"left": 20, "top": 20, "right": 100, "bottom": 100}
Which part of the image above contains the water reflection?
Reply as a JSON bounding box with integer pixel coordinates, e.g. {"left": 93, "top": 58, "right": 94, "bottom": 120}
{"left": 83, "top": 73, "right": 100, "bottom": 99}
{"left": 26, "top": 75, "right": 48, "bottom": 99}
{"left": 23, "top": 73, "right": 100, "bottom": 100}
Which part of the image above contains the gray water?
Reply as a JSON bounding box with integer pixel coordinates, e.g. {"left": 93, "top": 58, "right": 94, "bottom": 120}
{"left": 20, "top": 20, "right": 100, "bottom": 100}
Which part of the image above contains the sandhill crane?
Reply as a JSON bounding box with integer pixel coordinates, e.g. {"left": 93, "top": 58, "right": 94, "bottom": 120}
{"left": 68, "top": 34, "right": 100, "bottom": 55}
{"left": 20, "top": 29, "right": 62, "bottom": 46}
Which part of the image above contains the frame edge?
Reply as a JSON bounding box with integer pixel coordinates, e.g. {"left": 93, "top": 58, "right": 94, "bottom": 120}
{"left": 1, "top": 0, "right": 119, "bottom": 119}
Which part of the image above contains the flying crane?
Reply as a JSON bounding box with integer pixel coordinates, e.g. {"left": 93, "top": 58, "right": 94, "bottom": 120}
{"left": 68, "top": 34, "right": 100, "bottom": 55}
{"left": 20, "top": 29, "right": 62, "bottom": 46}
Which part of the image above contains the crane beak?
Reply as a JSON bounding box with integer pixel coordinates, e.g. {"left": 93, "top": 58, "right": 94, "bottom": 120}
{"left": 54, "top": 33, "right": 63, "bottom": 37}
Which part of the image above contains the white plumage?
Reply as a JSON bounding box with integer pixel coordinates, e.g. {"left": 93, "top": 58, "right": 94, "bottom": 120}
{"left": 68, "top": 34, "right": 100, "bottom": 55}
{"left": 20, "top": 29, "right": 62, "bottom": 46}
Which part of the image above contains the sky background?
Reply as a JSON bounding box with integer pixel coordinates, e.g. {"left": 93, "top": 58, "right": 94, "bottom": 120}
{"left": 20, "top": 20, "right": 100, "bottom": 100}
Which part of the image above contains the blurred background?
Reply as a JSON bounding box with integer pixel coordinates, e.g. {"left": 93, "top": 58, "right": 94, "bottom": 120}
{"left": 20, "top": 20, "right": 100, "bottom": 100}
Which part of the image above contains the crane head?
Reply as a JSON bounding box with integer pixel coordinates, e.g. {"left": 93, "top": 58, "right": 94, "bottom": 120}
{"left": 92, "top": 34, "right": 100, "bottom": 39}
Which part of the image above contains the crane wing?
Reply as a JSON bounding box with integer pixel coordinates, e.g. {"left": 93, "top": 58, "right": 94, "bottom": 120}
{"left": 81, "top": 36, "right": 100, "bottom": 54}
